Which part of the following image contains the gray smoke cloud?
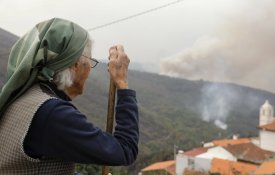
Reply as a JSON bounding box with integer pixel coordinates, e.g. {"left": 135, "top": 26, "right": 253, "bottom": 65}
{"left": 160, "top": 1, "right": 275, "bottom": 93}
{"left": 200, "top": 83, "right": 239, "bottom": 130}
{"left": 160, "top": 1, "right": 275, "bottom": 129}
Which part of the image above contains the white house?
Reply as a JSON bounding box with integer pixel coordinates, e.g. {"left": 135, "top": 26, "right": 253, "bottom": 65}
{"left": 175, "top": 147, "right": 210, "bottom": 175}
{"left": 193, "top": 157, "right": 211, "bottom": 173}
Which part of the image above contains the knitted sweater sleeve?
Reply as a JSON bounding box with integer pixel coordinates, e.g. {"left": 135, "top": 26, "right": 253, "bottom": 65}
{"left": 24, "top": 89, "right": 139, "bottom": 165}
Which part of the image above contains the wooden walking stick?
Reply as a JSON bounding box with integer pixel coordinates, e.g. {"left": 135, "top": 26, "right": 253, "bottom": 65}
{"left": 102, "top": 79, "right": 117, "bottom": 175}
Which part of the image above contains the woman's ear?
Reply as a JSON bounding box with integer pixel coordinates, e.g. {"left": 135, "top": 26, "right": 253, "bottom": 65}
{"left": 70, "top": 62, "right": 78, "bottom": 71}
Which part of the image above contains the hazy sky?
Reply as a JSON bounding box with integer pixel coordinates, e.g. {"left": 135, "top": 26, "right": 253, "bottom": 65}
{"left": 1, "top": 0, "right": 275, "bottom": 93}
{"left": 0, "top": 0, "right": 244, "bottom": 63}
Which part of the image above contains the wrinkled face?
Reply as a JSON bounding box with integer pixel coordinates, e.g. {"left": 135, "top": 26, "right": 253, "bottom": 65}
{"left": 72, "top": 57, "right": 91, "bottom": 95}
{"left": 65, "top": 47, "right": 92, "bottom": 99}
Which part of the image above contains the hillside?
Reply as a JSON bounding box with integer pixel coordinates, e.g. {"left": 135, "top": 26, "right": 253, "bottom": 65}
{"left": 1, "top": 28, "right": 275, "bottom": 174}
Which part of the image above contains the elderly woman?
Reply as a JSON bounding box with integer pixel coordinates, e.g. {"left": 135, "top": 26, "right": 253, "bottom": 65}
{"left": 0, "top": 18, "right": 138, "bottom": 174}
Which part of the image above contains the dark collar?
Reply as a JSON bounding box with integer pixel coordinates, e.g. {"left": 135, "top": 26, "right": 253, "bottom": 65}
{"left": 39, "top": 81, "right": 71, "bottom": 101}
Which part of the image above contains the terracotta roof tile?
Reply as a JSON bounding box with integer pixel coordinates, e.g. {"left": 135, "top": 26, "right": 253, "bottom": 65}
{"left": 212, "top": 138, "right": 250, "bottom": 147}
{"left": 223, "top": 143, "right": 275, "bottom": 164}
{"left": 142, "top": 160, "right": 175, "bottom": 174}
{"left": 166, "top": 163, "right": 176, "bottom": 175}
{"left": 210, "top": 158, "right": 258, "bottom": 175}
{"left": 255, "top": 160, "right": 275, "bottom": 175}
{"left": 184, "top": 147, "right": 209, "bottom": 157}
{"left": 258, "top": 120, "right": 275, "bottom": 132}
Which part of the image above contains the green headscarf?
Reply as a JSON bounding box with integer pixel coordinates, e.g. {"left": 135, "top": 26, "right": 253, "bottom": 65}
{"left": 0, "top": 18, "right": 89, "bottom": 117}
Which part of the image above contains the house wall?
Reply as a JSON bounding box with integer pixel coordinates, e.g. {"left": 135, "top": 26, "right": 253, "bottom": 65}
{"left": 176, "top": 155, "right": 211, "bottom": 174}
{"left": 176, "top": 154, "right": 188, "bottom": 175}
{"left": 251, "top": 137, "right": 260, "bottom": 147}
{"left": 194, "top": 157, "right": 211, "bottom": 172}
{"left": 260, "top": 130, "right": 275, "bottom": 152}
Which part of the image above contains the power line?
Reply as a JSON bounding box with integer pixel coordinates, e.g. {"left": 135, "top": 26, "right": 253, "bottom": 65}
{"left": 87, "top": 0, "right": 184, "bottom": 32}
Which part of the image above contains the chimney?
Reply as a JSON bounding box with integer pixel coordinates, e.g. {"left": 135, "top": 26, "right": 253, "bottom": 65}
{"left": 176, "top": 150, "right": 187, "bottom": 175}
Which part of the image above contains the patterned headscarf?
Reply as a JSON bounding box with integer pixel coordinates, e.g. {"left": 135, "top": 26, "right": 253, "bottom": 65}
{"left": 0, "top": 18, "right": 89, "bottom": 117}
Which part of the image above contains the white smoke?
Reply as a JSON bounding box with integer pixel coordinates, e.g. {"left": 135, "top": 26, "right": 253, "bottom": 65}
{"left": 160, "top": 1, "right": 275, "bottom": 128}
{"left": 160, "top": 1, "right": 275, "bottom": 93}
{"left": 200, "top": 83, "right": 238, "bottom": 130}
{"left": 214, "top": 120, "right": 227, "bottom": 130}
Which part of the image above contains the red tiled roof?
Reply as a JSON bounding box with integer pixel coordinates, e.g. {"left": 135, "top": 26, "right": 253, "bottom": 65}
{"left": 212, "top": 138, "right": 250, "bottom": 147}
{"left": 210, "top": 158, "right": 258, "bottom": 175}
{"left": 223, "top": 143, "right": 275, "bottom": 164}
{"left": 142, "top": 160, "right": 175, "bottom": 174}
{"left": 184, "top": 147, "right": 209, "bottom": 157}
{"left": 255, "top": 160, "right": 275, "bottom": 175}
{"left": 166, "top": 163, "right": 176, "bottom": 175}
{"left": 258, "top": 120, "right": 275, "bottom": 132}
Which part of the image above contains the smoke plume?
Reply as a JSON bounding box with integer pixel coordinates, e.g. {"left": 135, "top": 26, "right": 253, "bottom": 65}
{"left": 160, "top": 1, "right": 275, "bottom": 129}
{"left": 200, "top": 83, "right": 239, "bottom": 130}
{"left": 160, "top": 1, "right": 275, "bottom": 93}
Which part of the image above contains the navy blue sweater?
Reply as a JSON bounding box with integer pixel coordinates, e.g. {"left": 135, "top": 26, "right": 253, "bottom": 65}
{"left": 23, "top": 83, "right": 139, "bottom": 165}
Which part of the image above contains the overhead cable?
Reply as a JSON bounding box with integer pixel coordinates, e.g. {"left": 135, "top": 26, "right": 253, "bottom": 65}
{"left": 87, "top": 0, "right": 184, "bottom": 31}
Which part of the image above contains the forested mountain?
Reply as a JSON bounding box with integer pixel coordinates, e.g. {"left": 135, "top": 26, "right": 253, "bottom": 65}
{"left": 1, "top": 28, "right": 275, "bottom": 174}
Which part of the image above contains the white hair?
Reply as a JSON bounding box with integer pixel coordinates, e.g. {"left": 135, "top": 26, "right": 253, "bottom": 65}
{"left": 53, "top": 68, "right": 75, "bottom": 90}
{"left": 53, "top": 39, "right": 92, "bottom": 90}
